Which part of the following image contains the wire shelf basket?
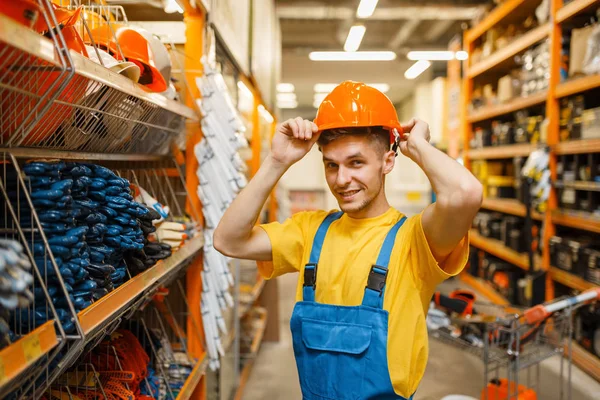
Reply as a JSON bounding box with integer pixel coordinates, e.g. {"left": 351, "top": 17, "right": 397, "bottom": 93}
{"left": 0, "top": 0, "right": 197, "bottom": 156}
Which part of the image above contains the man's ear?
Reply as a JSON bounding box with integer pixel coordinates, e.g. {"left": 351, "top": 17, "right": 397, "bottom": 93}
{"left": 383, "top": 150, "right": 395, "bottom": 175}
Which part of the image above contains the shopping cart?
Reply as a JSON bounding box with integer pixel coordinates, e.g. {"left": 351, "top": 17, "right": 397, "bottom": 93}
{"left": 427, "top": 288, "right": 600, "bottom": 400}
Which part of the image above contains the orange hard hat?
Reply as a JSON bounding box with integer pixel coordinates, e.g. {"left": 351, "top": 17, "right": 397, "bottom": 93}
{"left": 0, "top": 3, "right": 87, "bottom": 145}
{"left": 314, "top": 81, "right": 403, "bottom": 144}
{"left": 87, "top": 24, "right": 167, "bottom": 92}
{"left": 0, "top": 0, "right": 44, "bottom": 30}
{"left": 0, "top": 1, "right": 88, "bottom": 57}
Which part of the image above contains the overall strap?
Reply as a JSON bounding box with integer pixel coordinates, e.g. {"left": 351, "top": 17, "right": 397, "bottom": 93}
{"left": 302, "top": 211, "right": 343, "bottom": 302}
{"left": 362, "top": 216, "right": 407, "bottom": 309}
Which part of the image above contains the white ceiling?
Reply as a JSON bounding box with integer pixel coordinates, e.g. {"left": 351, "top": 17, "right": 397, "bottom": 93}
{"left": 276, "top": 0, "right": 490, "bottom": 110}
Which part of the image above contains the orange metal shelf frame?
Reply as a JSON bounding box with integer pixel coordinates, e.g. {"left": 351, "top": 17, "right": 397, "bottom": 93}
{"left": 467, "top": 143, "right": 540, "bottom": 160}
{"left": 239, "top": 276, "right": 266, "bottom": 319}
{"left": 233, "top": 309, "right": 268, "bottom": 400}
{"left": 465, "top": 0, "right": 544, "bottom": 43}
{"left": 556, "top": 74, "right": 600, "bottom": 98}
{"left": 551, "top": 210, "right": 600, "bottom": 234}
{"left": 570, "top": 342, "right": 600, "bottom": 383}
{"left": 176, "top": 355, "right": 209, "bottom": 400}
{"left": 459, "top": 273, "right": 510, "bottom": 306}
{"left": 481, "top": 198, "right": 544, "bottom": 220}
{"left": 553, "top": 138, "right": 600, "bottom": 155}
{"left": 0, "top": 321, "right": 58, "bottom": 389}
{"left": 556, "top": 0, "right": 600, "bottom": 23}
{"left": 469, "top": 230, "right": 540, "bottom": 271}
{"left": 468, "top": 91, "right": 547, "bottom": 123}
{"left": 78, "top": 235, "right": 204, "bottom": 334}
{"left": 467, "top": 23, "right": 551, "bottom": 79}
{"left": 550, "top": 267, "right": 597, "bottom": 291}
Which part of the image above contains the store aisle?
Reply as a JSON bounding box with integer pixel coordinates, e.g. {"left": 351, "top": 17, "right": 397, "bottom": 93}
{"left": 243, "top": 273, "right": 301, "bottom": 399}
{"left": 243, "top": 276, "right": 600, "bottom": 400}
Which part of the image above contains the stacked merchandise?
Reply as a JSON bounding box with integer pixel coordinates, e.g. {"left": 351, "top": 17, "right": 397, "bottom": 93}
{"left": 0, "top": 240, "right": 33, "bottom": 350}
{"left": 83, "top": 326, "right": 192, "bottom": 399}
{"left": 195, "top": 58, "right": 249, "bottom": 370}
{"left": 16, "top": 160, "right": 87, "bottom": 333}
{"left": 470, "top": 111, "right": 545, "bottom": 150}
{"left": 562, "top": 16, "right": 600, "bottom": 81}
{"left": 3, "top": 160, "right": 178, "bottom": 334}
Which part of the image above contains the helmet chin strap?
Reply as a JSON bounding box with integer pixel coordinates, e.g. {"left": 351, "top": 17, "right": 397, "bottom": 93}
{"left": 391, "top": 128, "right": 401, "bottom": 157}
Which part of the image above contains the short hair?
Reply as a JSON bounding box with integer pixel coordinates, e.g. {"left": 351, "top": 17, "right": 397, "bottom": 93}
{"left": 317, "top": 126, "right": 390, "bottom": 155}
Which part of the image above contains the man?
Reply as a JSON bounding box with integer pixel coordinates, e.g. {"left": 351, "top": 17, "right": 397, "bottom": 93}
{"left": 214, "top": 81, "right": 482, "bottom": 399}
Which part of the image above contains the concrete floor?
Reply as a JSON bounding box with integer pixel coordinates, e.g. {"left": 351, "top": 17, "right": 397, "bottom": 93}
{"left": 242, "top": 274, "right": 600, "bottom": 400}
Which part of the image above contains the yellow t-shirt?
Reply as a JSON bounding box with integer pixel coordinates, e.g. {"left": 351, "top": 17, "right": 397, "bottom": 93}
{"left": 258, "top": 207, "right": 468, "bottom": 398}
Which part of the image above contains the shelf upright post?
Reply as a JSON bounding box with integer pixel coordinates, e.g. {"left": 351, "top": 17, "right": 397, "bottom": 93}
{"left": 462, "top": 30, "right": 475, "bottom": 170}
{"left": 184, "top": 3, "right": 207, "bottom": 400}
{"left": 545, "top": 0, "right": 565, "bottom": 300}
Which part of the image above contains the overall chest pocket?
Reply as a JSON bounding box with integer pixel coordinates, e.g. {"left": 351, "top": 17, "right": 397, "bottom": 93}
{"left": 300, "top": 318, "right": 372, "bottom": 400}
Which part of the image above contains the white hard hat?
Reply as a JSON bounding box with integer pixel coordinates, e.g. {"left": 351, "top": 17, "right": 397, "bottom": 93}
{"left": 130, "top": 27, "right": 172, "bottom": 85}
{"left": 85, "top": 45, "right": 141, "bottom": 83}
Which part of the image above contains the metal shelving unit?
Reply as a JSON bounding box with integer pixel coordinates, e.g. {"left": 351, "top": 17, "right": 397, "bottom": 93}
{"left": 462, "top": 0, "right": 600, "bottom": 380}
{"left": 0, "top": 1, "right": 208, "bottom": 398}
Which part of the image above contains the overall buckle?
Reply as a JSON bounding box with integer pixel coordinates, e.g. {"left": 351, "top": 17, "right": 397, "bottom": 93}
{"left": 304, "top": 263, "right": 318, "bottom": 288}
{"left": 366, "top": 265, "right": 388, "bottom": 295}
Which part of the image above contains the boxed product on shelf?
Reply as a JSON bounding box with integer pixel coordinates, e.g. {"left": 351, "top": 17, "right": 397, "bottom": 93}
{"left": 549, "top": 236, "right": 593, "bottom": 277}
{"left": 515, "top": 111, "right": 545, "bottom": 144}
{"left": 492, "top": 121, "right": 515, "bottom": 146}
{"left": 583, "top": 246, "right": 600, "bottom": 285}
{"left": 488, "top": 176, "right": 516, "bottom": 199}
{"left": 497, "top": 73, "right": 521, "bottom": 103}
{"left": 582, "top": 106, "right": 600, "bottom": 139}
{"left": 483, "top": 256, "right": 523, "bottom": 304}
{"left": 569, "top": 24, "right": 596, "bottom": 77}
{"left": 469, "top": 245, "right": 480, "bottom": 277}
{"left": 559, "top": 96, "right": 584, "bottom": 141}
{"left": 576, "top": 304, "right": 600, "bottom": 357}
{"left": 472, "top": 127, "right": 493, "bottom": 149}
{"left": 521, "top": 40, "right": 550, "bottom": 97}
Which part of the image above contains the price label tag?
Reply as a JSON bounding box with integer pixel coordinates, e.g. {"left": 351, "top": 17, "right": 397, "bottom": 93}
{"left": 22, "top": 334, "right": 41, "bottom": 363}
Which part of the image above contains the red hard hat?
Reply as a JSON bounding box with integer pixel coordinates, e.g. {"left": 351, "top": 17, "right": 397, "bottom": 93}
{"left": 314, "top": 81, "right": 402, "bottom": 144}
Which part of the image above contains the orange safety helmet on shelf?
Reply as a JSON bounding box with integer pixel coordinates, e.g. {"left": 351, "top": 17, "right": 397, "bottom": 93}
{"left": 87, "top": 24, "right": 168, "bottom": 92}
{"left": 314, "top": 80, "right": 403, "bottom": 146}
{"left": 1, "top": 3, "right": 89, "bottom": 146}
{"left": 0, "top": 1, "right": 88, "bottom": 57}
{"left": 0, "top": 0, "right": 44, "bottom": 30}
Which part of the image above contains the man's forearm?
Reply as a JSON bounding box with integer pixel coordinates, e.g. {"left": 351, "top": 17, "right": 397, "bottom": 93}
{"left": 213, "top": 155, "right": 287, "bottom": 251}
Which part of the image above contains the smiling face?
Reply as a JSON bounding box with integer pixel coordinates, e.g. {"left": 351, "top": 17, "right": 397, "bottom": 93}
{"left": 319, "top": 128, "right": 395, "bottom": 218}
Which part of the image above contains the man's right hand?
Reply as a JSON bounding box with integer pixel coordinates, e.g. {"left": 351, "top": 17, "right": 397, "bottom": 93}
{"left": 270, "top": 117, "right": 320, "bottom": 168}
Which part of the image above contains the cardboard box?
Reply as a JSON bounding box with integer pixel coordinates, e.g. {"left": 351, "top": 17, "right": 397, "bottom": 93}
{"left": 570, "top": 24, "right": 595, "bottom": 77}
{"left": 497, "top": 74, "right": 514, "bottom": 103}
{"left": 582, "top": 107, "right": 600, "bottom": 139}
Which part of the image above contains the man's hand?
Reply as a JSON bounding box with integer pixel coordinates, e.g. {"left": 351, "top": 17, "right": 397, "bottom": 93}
{"left": 270, "top": 117, "right": 320, "bottom": 168}
{"left": 399, "top": 118, "right": 431, "bottom": 160}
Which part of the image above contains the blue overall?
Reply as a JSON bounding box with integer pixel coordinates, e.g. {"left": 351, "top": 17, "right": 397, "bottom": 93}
{"left": 290, "top": 211, "right": 413, "bottom": 400}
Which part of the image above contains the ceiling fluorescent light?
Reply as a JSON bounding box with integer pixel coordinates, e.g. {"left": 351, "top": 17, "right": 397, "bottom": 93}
{"left": 277, "top": 93, "right": 297, "bottom": 102}
{"left": 313, "top": 83, "right": 337, "bottom": 93}
{"left": 407, "top": 51, "right": 454, "bottom": 61}
{"left": 455, "top": 51, "right": 469, "bottom": 60}
{"left": 309, "top": 51, "right": 396, "bottom": 61}
{"left": 314, "top": 83, "right": 390, "bottom": 93}
{"left": 367, "top": 83, "right": 390, "bottom": 93}
{"left": 404, "top": 60, "right": 431, "bottom": 79}
{"left": 277, "top": 83, "right": 295, "bottom": 93}
{"left": 278, "top": 101, "right": 298, "bottom": 109}
{"left": 357, "top": 0, "right": 378, "bottom": 18}
{"left": 344, "top": 25, "right": 366, "bottom": 52}
{"left": 258, "top": 105, "right": 274, "bottom": 124}
{"left": 314, "top": 92, "right": 328, "bottom": 104}
{"left": 237, "top": 81, "right": 253, "bottom": 99}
